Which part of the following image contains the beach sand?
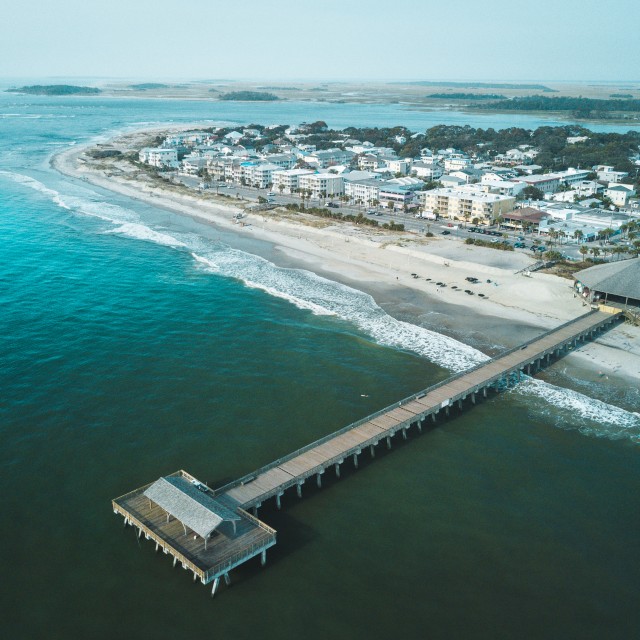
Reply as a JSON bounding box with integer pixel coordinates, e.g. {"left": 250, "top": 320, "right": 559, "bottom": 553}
{"left": 51, "top": 133, "right": 640, "bottom": 392}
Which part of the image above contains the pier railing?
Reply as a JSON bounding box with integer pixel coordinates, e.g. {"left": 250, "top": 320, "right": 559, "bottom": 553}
{"left": 216, "top": 310, "right": 619, "bottom": 497}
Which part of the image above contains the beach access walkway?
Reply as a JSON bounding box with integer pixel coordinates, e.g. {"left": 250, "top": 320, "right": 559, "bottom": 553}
{"left": 112, "top": 308, "right": 622, "bottom": 596}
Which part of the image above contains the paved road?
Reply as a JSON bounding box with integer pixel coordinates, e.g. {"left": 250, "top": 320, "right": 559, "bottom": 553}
{"left": 177, "top": 176, "right": 602, "bottom": 261}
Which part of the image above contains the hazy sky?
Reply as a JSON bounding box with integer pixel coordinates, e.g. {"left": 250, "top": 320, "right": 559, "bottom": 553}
{"left": 2, "top": 0, "right": 639, "bottom": 82}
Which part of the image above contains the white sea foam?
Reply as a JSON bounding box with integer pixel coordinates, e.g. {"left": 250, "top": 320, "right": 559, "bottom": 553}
{"left": 191, "top": 253, "right": 219, "bottom": 271}
{"left": 514, "top": 378, "right": 640, "bottom": 442}
{"left": 0, "top": 170, "right": 61, "bottom": 199}
{"left": 106, "top": 223, "right": 187, "bottom": 247}
{"left": 0, "top": 170, "right": 141, "bottom": 223}
{"left": 190, "top": 245, "right": 486, "bottom": 371}
{"left": 244, "top": 279, "right": 337, "bottom": 316}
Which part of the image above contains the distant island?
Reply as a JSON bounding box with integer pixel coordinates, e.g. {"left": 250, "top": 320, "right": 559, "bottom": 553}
{"left": 218, "top": 91, "right": 280, "bottom": 101}
{"left": 129, "top": 83, "right": 169, "bottom": 90}
{"left": 6, "top": 84, "right": 101, "bottom": 96}
{"left": 427, "top": 93, "right": 506, "bottom": 100}
{"left": 478, "top": 95, "right": 640, "bottom": 118}
{"left": 396, "top": 81, "right": 556, "bottom": 92}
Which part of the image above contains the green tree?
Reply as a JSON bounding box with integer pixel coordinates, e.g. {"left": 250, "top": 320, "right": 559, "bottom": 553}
{"left": 519, "top": 185, "right": 545, "bottom": 201}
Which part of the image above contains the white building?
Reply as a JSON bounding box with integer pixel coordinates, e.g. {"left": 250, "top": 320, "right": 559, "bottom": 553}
{"left": 444, "top": 156, "right": 472, "bottom": 172}
{"left": 246, "top": 163, "right": 283, "bottom": 189}
{"left": 385, "top": 159, "right": 411, "bottom": 175}
{"left": 423, "top": 187, "right": 515, "bottom": 223}
{"left": 521, "top": 173, "right": 561, "bottom": 194}
{"left": 180, "top": 154, "right": 207, "bottom": 175}
{"left": 556, "top": 167, "right": 593, "bottom": 186}
{"left": 260, "top": 153, "right": 297, "bottom": 169}
{"left": 594, "top": 165, "right": 629, "bottom": 183}
{"left": 605, "top": 184, "right": 636, "bottom": 207}
{"left": 344, "top": 178, "right": 382, "bottom": 205}
{"left": 298, "top": 173, "right": 344, "bottom": 198}
{"left": 304, "top": 148, "right": 354, "bottom": 169}
{"left": 139, "top": 147, "right": 179, "bottom": 168}
{"left": 411, "top": 161, "right": 443, "bottom": 181}
{"left": 272, "top": 168, "right": 314, "bottom": 193}
{"left": 480, "top": 176, "right": 527, "bottom": 197}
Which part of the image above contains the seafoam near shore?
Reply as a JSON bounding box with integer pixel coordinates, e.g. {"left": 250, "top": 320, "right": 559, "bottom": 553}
{"left": 51, "top": 132, "right": 640, "bottom": 389}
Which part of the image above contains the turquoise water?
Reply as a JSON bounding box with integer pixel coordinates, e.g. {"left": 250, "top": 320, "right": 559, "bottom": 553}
{"left": 1, "top": 91, "right": 639, "bottom": 639}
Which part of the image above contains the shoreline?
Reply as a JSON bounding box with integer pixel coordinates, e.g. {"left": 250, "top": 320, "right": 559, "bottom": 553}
{"left": 50, "top": 131, "right": 640, "bottom": 390}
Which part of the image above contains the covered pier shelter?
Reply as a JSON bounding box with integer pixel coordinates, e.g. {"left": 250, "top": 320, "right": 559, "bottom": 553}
{"left": 574, "top": 258, "right": 640, "bottom": 309}
{"left": 112, "top": 470, "right": 276, "bottom": 596}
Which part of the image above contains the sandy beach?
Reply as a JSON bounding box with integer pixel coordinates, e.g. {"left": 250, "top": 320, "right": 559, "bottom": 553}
{"left": 51, "top": 131, "right": 640, "bottom": 388}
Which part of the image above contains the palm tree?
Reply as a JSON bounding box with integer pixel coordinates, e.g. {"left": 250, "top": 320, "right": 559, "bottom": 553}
{"left": 599, "top": 227, "right": 615, "bottom": 244}
{"left": 590, "top": 247, "right": 601, "bottom": 260}
{"left": 573, "top": 229, "right": 584, "bottom": 244}
{"left": 579, "top": 245, "right": 589, "bottom": 260}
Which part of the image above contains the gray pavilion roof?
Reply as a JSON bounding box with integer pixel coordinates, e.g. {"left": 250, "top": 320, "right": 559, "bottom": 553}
{"left": 574, "top": 258, "right": 640, "bottom": 300}
{"left": 144, "top": 476, "right": 239, "bottom": 539}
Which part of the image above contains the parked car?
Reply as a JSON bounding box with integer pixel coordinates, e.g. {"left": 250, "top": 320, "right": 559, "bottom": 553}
{"left": 441, "top": 230, "right": 451, "bottom": 235}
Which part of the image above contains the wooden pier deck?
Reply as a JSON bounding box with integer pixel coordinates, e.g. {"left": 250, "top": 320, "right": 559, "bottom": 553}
{"left": 112, "top": 470, "right": 276, "bottom": 590}
{"left": 112, "top": 309, "right": 621, "bottom": 594}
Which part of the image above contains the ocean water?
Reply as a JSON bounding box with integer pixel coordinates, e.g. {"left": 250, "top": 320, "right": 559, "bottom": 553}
{"left": 0, "top": 90, "right": 639, "bottom": 640}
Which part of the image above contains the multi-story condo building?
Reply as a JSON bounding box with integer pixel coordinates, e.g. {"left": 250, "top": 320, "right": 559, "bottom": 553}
{"left": 423, "top": 187, "right": 515, "bottom": 223}
{"left": 245, "top": 163, "right": 283, "bottom": 189}
{"left": 298, "top": 173, "right": 344, "bottom": 198}
{"left": 304, "top": 148, "right": 355, "bottom": 169}
{"left": 272, "top": 169, "right": 315, "bottom": 193}
{"left": 139, "top": 147, "right": 179, "bottom": 168}
{"left": 344, "top": 178, "right": 382, "bottom": 205}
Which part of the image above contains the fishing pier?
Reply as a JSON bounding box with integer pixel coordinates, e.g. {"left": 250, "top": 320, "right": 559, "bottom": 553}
{"left": 112, "top": 309, "right": 622, "bottom": 596}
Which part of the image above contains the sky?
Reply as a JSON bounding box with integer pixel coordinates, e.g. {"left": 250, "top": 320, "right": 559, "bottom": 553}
{"left": 2, "top": 0, "right": 639, "bottom": 82}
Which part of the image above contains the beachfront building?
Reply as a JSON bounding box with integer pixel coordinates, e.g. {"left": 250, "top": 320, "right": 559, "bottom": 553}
{"left": 378, "top": 185, "right": 418, "bottom": 210}
{"left": 298, "top": 173, "right": 344, "bottom": 198}
{"left": 139, "top": 147, "right": 179, "bottom": 168}
{"left": 422, "top": 187, "right": 515, "bottom": 224}
{"left": 245, "top": 163, "right": 283, "bottom": 189}
{"left": 502, "top": 206, "right": 550, "bottom": 232}
{"left": 344, "top": 178, "right": 382, "bottom": 205}
{"left": 271, "top": 168, "right": 314, "bottom": 194}
{"left": 573, "top": 258, "right": 640, "bottom": 308}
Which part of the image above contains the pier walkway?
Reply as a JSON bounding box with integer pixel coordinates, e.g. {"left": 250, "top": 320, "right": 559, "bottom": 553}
{"left": 112, "top": 309, "right": 621, "bottom": 595}
{"left": 215, "top": 309, "right": 621, "bottom": 511}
